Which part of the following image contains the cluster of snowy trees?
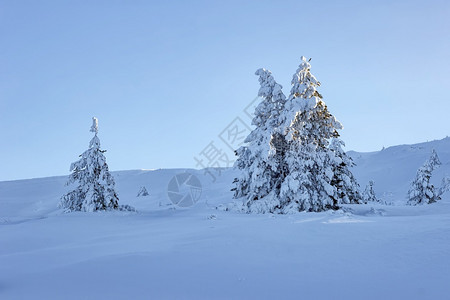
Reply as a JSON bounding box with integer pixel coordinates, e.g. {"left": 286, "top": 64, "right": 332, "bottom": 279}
{"left": 232, "top": 57, "right": 450, "bottom": 213}
{"left": 60, "top": 59, "right": 448, "bottom": 214}
{"left": 233, "top": 57, "right": 363, "bottom": 213}
{"left": 60, "top": 118, "right": 133, "bottom": 212}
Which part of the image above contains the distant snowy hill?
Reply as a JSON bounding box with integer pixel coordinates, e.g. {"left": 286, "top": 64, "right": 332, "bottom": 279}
{"left": 1, "top": 138, "right": 450, "bottom": 299}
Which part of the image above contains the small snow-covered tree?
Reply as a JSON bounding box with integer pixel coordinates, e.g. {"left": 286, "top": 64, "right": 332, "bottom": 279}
{"left": 277, "top": 57, "right": 343, "bottom": 213}
{"left": 60, "top": 117, "right": 119, "bottom": 212}
{"left": 137, "top": 186, "right": 149, "bottom": 197}
{"left": 407, "top": 149, "right": 441, "bottom": 205}
{"left": 438, "top": 176, "right": 450, "bottom": 197}
{"left": 232, "top": 68, "right": 286, "bottom": 213}
{"left": 329, "top": 138, "right": 362, "bottom": 205}
{"left": 362, "top": 181, "right": 379, "bottom": 204}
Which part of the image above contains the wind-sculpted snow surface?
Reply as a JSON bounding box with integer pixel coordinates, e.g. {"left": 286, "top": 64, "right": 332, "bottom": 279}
{"left": 1, "top": 138, "right": 450, "bottom": 299}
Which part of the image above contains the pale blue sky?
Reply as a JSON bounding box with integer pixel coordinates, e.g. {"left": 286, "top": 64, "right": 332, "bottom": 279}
{"left": 1, "top": 0, "right": 449, "bottom": 181}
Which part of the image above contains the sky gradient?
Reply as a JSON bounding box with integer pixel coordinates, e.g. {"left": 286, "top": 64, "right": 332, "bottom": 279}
{"left": 1, "top": 0, "right": 449, "bottom": 181}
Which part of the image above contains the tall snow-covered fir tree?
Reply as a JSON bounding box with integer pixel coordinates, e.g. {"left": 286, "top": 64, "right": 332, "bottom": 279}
{"left": 232, "top": 68, "right": 286, "bottom": 213}
{"left": 60, "top": 117, "right": 119, "bottom": 212}
{"left": 233, "top": 57, "right": 362, "bottom": 214}
{"left": 276, "top": 57, "right": 343, "bottom": 213}
{"left": 329, "top": 138, "right": 362, "bottom": 205}
{"left": 407, "top": 149, "right": 442, "bottom": 205}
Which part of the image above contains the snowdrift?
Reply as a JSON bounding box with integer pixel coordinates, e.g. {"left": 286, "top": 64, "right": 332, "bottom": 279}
{"left": 1, "top": 138, "right": 450, "bottom": 299}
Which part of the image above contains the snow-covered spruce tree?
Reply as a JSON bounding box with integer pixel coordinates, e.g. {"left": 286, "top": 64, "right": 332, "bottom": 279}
{"left": 329, "top": 138, "right": 362, "bottom": 205}
{"left": 407, "top": 149, "right": 442, "bottom": 205}
{"left": 60, "top": 117, "right": 119, "bottom": 212}
{"left": 277, "top": 57, "right": 343, "bottom": 213}
{"left": 232, "top": 68, "right": 286, "bottom": 213}
{"left": 362, "top": 181, "right": 379, "bottom": 204}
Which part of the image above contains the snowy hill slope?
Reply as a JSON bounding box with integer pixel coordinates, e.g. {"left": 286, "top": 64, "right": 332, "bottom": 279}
{"left": 0, "top": 168, "right": 236, "bottom": 221}
{"left": 1, "top": 138, "right": 450, "bottom": 299}
{"left": 349, "top": 136, "right": 450, "bottom": 203}
{"left": 2, "top": 137, "right": 449, "bottom": 218}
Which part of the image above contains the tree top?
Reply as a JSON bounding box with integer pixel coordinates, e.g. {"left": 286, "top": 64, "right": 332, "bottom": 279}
{"left": 90, "top": 117, "right": 99, "bottom": 135}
